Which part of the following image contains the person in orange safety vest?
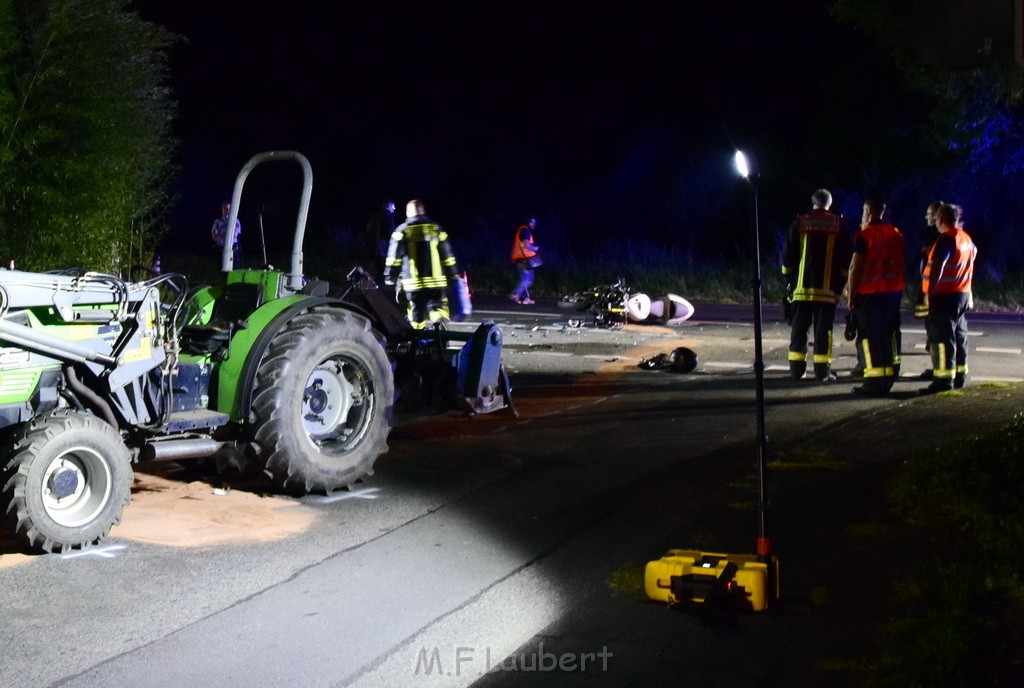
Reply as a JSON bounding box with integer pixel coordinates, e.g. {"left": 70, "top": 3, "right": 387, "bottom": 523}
{"left": 509, "top": 217, "right": 540, "bottom": 305}
{"left": 913, "top": 201, "right": 945, "bottom": 381}
{"left": 845, "top": 197, "right": 905, "bottom": 397}
{"left": 919, "top": 203, "right": 977, "bottom": 394}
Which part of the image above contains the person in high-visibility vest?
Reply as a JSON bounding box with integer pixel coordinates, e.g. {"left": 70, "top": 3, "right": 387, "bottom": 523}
{"left": 919, "top": 203, "right": 977, "bottom": 394}
{"left": 781, "top": 189, "right": 849, "bottom": 381}
{"left": 914, "top": 201, "right": 944, "bottom": 381}
{"left": 509, "top": 217, "right": 540, "bottom": 305}
{"left": 845, "top": 197, "right": 905, "bottom": 397}
{"left": 383, "top": 200, "right": 460, "bottom": 329}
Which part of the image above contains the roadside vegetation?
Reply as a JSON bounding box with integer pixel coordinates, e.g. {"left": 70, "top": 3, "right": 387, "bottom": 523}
{"left": 414, "top": 233, "right": 1024, "bottom": 312}
{"left": 0, "top": 0, "right": 176, "bottom": 273}
{"left": 165, "top": 238, "right": 1024, "bottom": 313}
{"left": 459, "top": 252, "right": 1024, "bottom": 313}
{"left": 869, "top": 413, "right": 1024, "bottom": 686}
{"left": 458, "top": 251, "right": 782, "bottom": 306}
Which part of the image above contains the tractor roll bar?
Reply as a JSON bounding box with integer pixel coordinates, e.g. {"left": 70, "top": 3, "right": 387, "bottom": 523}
{"left": 223, "top": 150, "right": 312, "bottom": 292}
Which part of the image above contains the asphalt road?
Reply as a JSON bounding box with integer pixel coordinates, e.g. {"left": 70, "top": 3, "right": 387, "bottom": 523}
{"left": 0, "top": 300, "right": 1020, "bottom": 687}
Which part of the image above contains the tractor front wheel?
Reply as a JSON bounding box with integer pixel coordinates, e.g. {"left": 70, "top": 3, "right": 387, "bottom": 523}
{"left": 251, "top": 310, "right": 394, "bottom": 493}
{"left": 1, "top": 410, "right": 133, "bottom": 553}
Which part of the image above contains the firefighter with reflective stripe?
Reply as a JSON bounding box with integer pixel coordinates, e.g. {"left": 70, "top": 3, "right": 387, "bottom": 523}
{"left": 781, "top": 188, "right": 848, "bottom": 381}
{"left": 845, "top": 197, "right": 905, "bottom": 397}
{"left": 384, "top": 199, "right": 460, "bottom": 329}
{"left": 919, "top": 203, "right": 977, "bottom": 394}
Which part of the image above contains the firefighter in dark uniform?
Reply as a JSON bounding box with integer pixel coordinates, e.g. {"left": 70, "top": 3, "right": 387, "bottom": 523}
{"left": 384, "top": 199, "right": 460, "bottom": 329}
{"left": 781, "top": 188, "right": 848, "bottom": 381}
{"left": 919, "top": 203, "right": 977, "bottom": 394}
{"left": 845, "top": 197, "right": 905, "bottom": 397}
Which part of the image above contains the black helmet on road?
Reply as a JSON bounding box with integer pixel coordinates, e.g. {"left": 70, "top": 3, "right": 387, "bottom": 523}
{"left": 669, "top": 347, "right": 698, "bottom": 373}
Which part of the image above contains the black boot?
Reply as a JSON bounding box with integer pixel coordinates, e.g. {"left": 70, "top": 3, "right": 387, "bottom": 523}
{"left": 814, "top": 363, "right": 835, "bottom": 381}
{"left": 919, "top": 381, "right": 954, "bottom": 395}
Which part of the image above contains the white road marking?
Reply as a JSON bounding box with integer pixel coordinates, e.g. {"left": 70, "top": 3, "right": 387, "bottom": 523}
{"left": 903, "top": 327, "right": 985, "bottom": 336}
{"left": 973, "top": 376, "right": 1024, "bottom": 383}
{"left": 59, "top": 544, "right": 127, "bottom": 560}
{"left": 703, "top": 361, "right": 751, "bottom": 369}
{"left": 304, "top": 487, "right": 382, "bottom": 505}
{"left": 914, "top": 344, "right": 1012, "bottom": 352}
{"left": 521, "top": 351, "right": 573, "bottom": 357}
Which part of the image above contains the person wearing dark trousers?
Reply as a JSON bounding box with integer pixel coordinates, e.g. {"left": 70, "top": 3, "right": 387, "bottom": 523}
{"left": 383, "top": 200, "right": 459, "bottom": 329}
{"left": 845, "top": 197, "right": 905, "bottom": 397}
{"left": 211, "top": 201, "right": 241, "bottom": 269}
{"left": 919, "top": 203, "right": 977, "bottom": 394}
{"left": 914, "top": 201, "right": 943, "bottom": 379}
{"left": 510, "top": 217, "right": 540, "bottom": 305}
{"left": 781, "top": 189, "right": 848, "bottom": 381}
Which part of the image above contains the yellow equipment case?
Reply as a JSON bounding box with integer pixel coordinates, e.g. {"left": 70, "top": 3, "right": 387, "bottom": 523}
{"left": 645, "top": 549, "right": 779, "bottom": 612}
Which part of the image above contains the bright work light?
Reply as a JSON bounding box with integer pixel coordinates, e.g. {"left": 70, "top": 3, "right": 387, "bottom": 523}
{"left": 734, "top": 150, "right": 750, "bottom": 179}
{"left": 643, "top": 149, "right": 780, "bottom": 614}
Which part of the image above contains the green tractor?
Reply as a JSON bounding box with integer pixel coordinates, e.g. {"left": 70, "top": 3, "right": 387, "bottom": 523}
{"left": 0, "top": 151, "right": 510, "bottom": 553}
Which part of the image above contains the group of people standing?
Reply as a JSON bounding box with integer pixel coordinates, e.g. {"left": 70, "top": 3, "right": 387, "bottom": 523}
{"left": 782, "top": 189, "right": 978, "bottom": 397}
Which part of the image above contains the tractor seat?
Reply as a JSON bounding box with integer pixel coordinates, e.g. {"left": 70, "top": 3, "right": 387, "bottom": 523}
{"left": 180, "top": 283, "right": 263, "bottom": 355}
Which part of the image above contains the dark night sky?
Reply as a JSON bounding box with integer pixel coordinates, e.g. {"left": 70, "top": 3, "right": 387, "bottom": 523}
{"left": 134, "top": 0, "right": 885, "bottom": 262}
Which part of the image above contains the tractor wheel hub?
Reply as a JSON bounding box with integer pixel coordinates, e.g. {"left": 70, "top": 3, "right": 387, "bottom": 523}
{"left": 48, "top": 467, "right": 81, "bottom": 501}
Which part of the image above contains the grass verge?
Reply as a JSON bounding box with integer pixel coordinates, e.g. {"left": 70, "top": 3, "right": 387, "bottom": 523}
{"left": 868, "top": 414, "right": 1024, "bottom": 686}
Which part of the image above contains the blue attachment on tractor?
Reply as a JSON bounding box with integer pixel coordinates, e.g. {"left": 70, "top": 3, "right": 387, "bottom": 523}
{"left": 452, "top": 322, "right": 511, "bottom": 415}
{"left": 335, "top": 267, "right": 516, "bottom": 417}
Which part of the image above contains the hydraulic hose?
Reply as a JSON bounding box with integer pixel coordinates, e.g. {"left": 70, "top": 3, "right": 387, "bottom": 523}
{"left": 64, "top": 365, "right": 120, "bottom": 429}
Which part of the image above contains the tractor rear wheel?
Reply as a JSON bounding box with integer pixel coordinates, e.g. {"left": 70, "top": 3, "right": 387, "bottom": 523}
{"left": 1, "top": 410, "right": 133, "bottom": 553}
{"left": 251, "top": 309, "right": 394, "bottom": 493}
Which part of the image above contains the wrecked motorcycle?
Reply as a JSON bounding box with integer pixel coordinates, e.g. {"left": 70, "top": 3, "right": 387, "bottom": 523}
{"left": 557, "top": 278, "right": 694, "bottom": 327}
